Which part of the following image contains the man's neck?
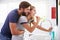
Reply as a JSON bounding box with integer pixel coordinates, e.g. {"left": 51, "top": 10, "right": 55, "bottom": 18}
{"left": 17, "top": 9, "right": 22, "bottom": 15}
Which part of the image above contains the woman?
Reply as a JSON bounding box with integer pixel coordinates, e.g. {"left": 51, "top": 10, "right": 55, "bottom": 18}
{"left": 29, "top": 6, "right": 52, "bottom": 32}
{"left": 12, "top": 6, "right": 52, "bottom": 40}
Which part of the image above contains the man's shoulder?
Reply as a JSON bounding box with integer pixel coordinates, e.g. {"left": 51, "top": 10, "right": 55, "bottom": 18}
{"left": 8, "top": 9, "right": 18, "bottom": 16}
{"left": 9, "top": 9, "right": 18, "bottom": 13}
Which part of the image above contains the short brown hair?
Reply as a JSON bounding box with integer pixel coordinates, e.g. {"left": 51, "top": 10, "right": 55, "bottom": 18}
{"left": 19, "top": 1, "right": 31, "bottom": 10}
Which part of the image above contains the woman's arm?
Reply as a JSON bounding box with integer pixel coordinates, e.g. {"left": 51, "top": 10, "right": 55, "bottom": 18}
{"left": 22, "top": 23, "right": 37, "bottom": 33}
{"left": 31, "top": 16, "right": 52, "bottom": 32}
{"left": 19, "top": 16, "right": 37, "bottom": 33}
{"left": 31, "top": 22, "right": 52, "bottom": 32}
{"left": 37, "top": 25, "right": 52, "bottom": 32}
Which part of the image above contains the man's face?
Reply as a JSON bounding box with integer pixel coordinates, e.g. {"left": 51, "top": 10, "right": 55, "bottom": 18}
{"left": 23, "top": 6, "right": 30, "bottom": 15}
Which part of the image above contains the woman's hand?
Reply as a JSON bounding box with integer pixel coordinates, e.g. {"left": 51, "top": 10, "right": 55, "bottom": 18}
{"left": 47, "top": 27, "right": 53, "bottom": 32}
{"left": 36, "top": 16, "right": 40, "bottom": 24}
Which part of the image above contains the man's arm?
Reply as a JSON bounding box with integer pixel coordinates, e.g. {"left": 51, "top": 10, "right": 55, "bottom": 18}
{"left": 37, "top": 25, "right": 52, "bottom": 32}
{"left": 9, "top": 23, "right": 24, "bottom": 35}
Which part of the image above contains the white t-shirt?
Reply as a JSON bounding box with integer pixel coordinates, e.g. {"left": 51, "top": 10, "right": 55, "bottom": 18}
{"left": 17, "top": 16, "right": 28, "bottom": 31}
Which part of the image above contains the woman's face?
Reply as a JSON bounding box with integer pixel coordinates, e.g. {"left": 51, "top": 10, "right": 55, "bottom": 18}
{"left": 30, "top": 8, "right": 36, "bottom": 17}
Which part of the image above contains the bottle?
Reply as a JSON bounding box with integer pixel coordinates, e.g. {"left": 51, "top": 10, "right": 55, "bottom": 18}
{"left": 49, "top": 31, "right": 55, "bottom": 40}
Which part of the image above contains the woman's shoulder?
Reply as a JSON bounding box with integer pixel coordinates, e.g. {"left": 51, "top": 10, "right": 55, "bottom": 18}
{"left": 20, "top": 16, "right": 26, "bottom": 19}
{"left": 18, "top": 16, "right": 28, "bottom": 23}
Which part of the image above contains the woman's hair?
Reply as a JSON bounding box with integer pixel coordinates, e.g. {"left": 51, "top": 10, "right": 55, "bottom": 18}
{"left": 29, "top": 6, "right": 35, "bottom": 26}
{"left": 26, "top": 6, "right": 35, "bottom": 16}
{"left": 30, "top": 6, "right": 35, "bottom": 11}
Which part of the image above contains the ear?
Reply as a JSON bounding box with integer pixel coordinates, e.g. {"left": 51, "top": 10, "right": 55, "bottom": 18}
{"left": 20, "top": 8, "right": 24, "bottom": 12}
{"left": 18, "top": 8, "right": 23, "bottom": 13}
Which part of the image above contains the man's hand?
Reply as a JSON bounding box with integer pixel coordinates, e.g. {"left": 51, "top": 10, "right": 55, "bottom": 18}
{"left": 19, "top": 30, "right": 24, "bottom": 34}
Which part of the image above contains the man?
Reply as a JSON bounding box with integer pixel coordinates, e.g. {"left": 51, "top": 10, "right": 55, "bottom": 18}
{"left": 0, "top": 1, "right": 31, "bottom": 40}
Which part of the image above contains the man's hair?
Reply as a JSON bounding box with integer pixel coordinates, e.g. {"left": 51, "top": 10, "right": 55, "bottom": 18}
{"left": 19, "top": 1, "right": 31, "bottom": 10}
